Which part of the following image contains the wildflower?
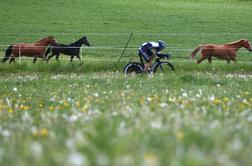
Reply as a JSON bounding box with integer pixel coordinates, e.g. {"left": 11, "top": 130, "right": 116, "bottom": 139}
{"left": 32, "top": 128, "right": 48, "bottom": 138}
{"left": 143, "top": 152, "right": 158, "bottom": 166}
{"left": 39, "top": 103, "right": 44, "bottom": 108}
{"left": 176, "top": 130, "right": 184, "bottom": 141}
{"left": 30, "top": 142, "right": 43, "bottom": 159}
{"left": 222, "top": 104, "right": 228, "bottom": 111}
{"left": 67, "top": 152, "right": 88, "bottom": 166}
{"left": 93, "top": 93, "right": 99, "bottom": 97}
{"left": 20, "top": 105, "right": 29, "bottom": 111}
{"left": 63, "top": 101, "right": 69, "bottom": 107}
{"left": 81, "top": 104, "right": 89, "bottom": 112}
{"left": 213, "top": 99, "right": 222, "bottom": 105}
{"left": 8, "top": 108, "right": 14, "bottom": 113}
{"left": 75, "top": 101, "right": 80, "bottom": 107}
{"left": 159, "top": 102, "right": 168, "bottom": 108}
{"left": 1, "top": 129, "right": 11, "bottom": 138}
{"left": 12, "top": 87, "right": 18, "bottom": 92}
{"left": 150, "top": 119, "right": 162, "bottom": 129}
{"left": 48, "top": 106, "right": 54, "bottom": 111}
{"left": 147, "top": 97, "right": 152, "bottom": 102}
{"left": 223, "top": 97, "right": 229, "bottom": 103}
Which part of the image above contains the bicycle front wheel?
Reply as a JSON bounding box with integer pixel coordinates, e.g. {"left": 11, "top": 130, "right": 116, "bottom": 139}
{"left": 153, "top": 62, "right": 175, "bottom": 73}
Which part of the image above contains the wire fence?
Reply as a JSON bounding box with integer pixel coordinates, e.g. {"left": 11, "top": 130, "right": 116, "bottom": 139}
{"left": 0, "top": 32, "right": 251, "bottom": 62}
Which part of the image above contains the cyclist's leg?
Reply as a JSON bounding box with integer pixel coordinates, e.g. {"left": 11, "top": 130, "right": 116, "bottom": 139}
{"left": 140, "top": 51, "right": 154, "bottom": 71}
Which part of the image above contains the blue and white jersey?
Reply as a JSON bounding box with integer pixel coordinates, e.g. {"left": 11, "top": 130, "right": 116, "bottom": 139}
{"left": 139, "top": 42, "right": 161, "bottom": 54}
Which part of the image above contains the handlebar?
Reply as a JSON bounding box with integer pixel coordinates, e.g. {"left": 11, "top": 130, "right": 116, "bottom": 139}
{"left": 156, "top": 53, "right": 171, "bottom": 59}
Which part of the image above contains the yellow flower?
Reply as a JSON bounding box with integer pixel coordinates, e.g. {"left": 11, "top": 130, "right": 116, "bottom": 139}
{"left": 48, "top": 106, "right": 54, "bottom": 111}
{"left": 176, "top": 130, "right": 184, "bottom": 141}
{"left": 20, "top": 105, "right": 29, "bottom": 111}
{"left": 144, "top": 152, "right": 158, "bottom": 166}
{"left": 223, "top": 97, "right": 229, "bottom": 103}
{"left": 213, "top": 99, "right": 222, "bottom": 105}
{"left": 63, "top": 102, "right": 69, "bottom": 107}
{"left": 32, "top": 128, "right": 48, "bottom": 138}
{"left": 222, "top": 104, "right": 228, "bottom": 111}
{"left": 39, "top": 103, "right": 44, "bottom": 108}
{"left": 75, "top": 101, "right": 80, "bottom": 107}
{"left": 40, "top": 128, "right": 48, "bottom": 137}
{"left": 8, "top": 108, "right": 14, "bottom": 113}
{"left": 81, "top": 104, "right": 89, "bottom": 112}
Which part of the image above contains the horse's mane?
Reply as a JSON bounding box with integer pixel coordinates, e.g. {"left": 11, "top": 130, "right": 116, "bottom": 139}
{"left": 35, "top": 36, "right": 53, "bottom": 43}
{"left": 68, "top": 37, "right": 83, "bottom": 46}
{"left": 225, "top": 39, "right": 247, "bottom": 45}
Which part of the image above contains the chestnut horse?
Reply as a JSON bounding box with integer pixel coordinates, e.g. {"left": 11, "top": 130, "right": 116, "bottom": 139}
{"left": 191, "top": 39, "right": 252, "bottom": 64}
{"left": 2, "top": 36, "right": 58, "bottom": 64}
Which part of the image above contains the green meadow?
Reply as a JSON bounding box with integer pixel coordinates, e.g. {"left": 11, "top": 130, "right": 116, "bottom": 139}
{"left": 0, "top": 0, "right": 252, "bottom": 165}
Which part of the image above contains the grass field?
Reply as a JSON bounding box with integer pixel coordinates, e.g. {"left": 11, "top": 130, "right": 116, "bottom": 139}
{"left": 0, "top": 0, "right": 252, "bottom": 166}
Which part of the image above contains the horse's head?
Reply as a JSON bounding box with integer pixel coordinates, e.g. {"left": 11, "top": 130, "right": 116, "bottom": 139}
{"left": 81, "top": 36, "right": 91, "bottom": 47}
{"left": 242, "top": 39, "right": 252, "bottom": 52}
{"left": 48, "top": 36, "right": 59, "bottom": 45}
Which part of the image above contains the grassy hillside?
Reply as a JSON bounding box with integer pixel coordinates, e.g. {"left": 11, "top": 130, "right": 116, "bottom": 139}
{"left": 0, "top": 0, "right": 252, "bottom": 62}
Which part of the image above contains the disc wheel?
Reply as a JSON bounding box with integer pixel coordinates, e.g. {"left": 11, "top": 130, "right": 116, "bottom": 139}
{"left": 123, "top": 62, "right": 144, "bottom": 75}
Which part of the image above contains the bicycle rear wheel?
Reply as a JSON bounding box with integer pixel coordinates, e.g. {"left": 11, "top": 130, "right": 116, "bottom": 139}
{"left": 153, "top": 62, "right": 175, "bottom": 73}
{"left": 123, "top": 62, "right": 144, "bottom": 75}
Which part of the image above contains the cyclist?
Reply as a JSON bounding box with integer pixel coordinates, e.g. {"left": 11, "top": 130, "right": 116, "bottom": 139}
{"left": 138, "top": 40, "right": 167, "bottom": 71}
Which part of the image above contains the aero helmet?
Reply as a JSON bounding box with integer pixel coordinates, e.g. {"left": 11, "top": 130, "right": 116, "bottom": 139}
{"left": 158, "top": 40, "right": 166, "bottom": 50}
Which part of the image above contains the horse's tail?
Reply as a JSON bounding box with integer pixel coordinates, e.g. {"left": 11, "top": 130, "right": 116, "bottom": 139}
{"left": 191, "top": 45, "right": 202, "bottom": 59}
{"left": 2, "top": 45, "right": 13, "bottom": 62}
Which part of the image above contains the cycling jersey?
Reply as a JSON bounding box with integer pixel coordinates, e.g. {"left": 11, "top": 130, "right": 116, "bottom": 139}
{"left": 138, "top": 42, "right": 161, "bottom": 62}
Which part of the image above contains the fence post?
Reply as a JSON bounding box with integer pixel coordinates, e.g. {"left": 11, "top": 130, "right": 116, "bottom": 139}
{"left": 117, "top": 32, "right": 134, "bottom": 63}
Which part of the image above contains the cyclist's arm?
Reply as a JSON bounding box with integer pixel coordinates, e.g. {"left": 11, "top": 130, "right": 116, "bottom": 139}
{"left": 150, "top": 48, "right": 157, "bottom": 57}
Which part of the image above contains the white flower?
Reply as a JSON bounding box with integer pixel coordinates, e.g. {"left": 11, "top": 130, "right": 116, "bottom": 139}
{"left": 1, "top": 129, "right": 11, "bottom": 138}
{"left": 150, "top": 119, "right": 162, "bottom": 129}
{"left": 93, "top": 93, "right": 99, "bottom": 97}
{"left": 67, "top": 152, "right": 88, "bottom": 166}
{"left": 30, "top": 142, "right": 43, "bottom": 159}
{"left": 182, "top": 92, "right": 188, "bottom": 97}
{"left": 69, "top": 114, "right": 79, "bottom": 122}
{"left": 159, "top": 103, "right": 168, "bottom": 108}
{"left": 13, "top": 87, "right": 18, "bottom": 92}
{"left": 232, "top": 139, "right": 243, "bottom": 151}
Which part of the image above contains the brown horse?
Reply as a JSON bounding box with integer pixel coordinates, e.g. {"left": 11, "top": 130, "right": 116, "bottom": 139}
{"left": 2, "top": 36, "right": 58, "bottom": 63}
{"left": 191, "top": 39, "right": 252, "bottom": 64}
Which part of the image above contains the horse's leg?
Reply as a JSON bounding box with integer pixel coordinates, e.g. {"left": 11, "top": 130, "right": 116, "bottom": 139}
{"left": 76, "top": 55, "right": 81, "bottom": 61}
{"left": 55, "top": 53, "right": 60, "bottom": 62}
{"left": 9, "top": 57, "right": 16, "bottom": 64}
{"left": 207, "top": 56, "right": 212, "bottom": 63}
{"left": 230, "top": 57, "right": 237, "bottom": 63}
{"left": 33, "top": 58, "right": 37, "bottom": 64}
{"left": 226, "top": 58, "right": 230, "bottom": 64}
{"left": 70, "top": 56, "right": 74, "bottom": 62}
{"left": 47, "top": 53, "right": 55, "bottom": 62}
{"left": 229, "top": 53, "right": 237, "bottom": 63}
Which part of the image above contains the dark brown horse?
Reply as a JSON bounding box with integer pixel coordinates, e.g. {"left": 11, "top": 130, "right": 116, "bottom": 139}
{"left": 191, "top": 39, "right": 252, "bottom": 64}
{"left": 2, "top": 36, "right": 58, "bottom": 63}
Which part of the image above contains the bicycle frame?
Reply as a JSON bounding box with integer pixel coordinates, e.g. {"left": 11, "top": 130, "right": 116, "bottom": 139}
{"left": 139, "top": 55, "right": 166, "bottom": 72}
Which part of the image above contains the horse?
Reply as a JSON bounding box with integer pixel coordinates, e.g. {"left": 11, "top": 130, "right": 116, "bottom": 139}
{"left": 2, "top": 36, "right": 58, "bottom": 64}
{"left": 191, "top": 39, "right": 252, "bottom": 64}
{"left": 45, "top": 36, "right": 91, "bottom": 62}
